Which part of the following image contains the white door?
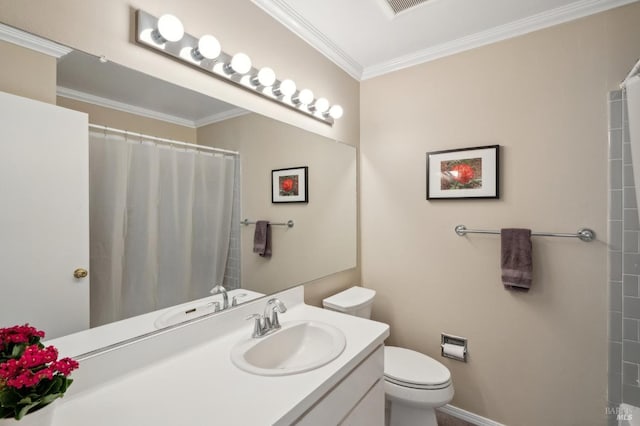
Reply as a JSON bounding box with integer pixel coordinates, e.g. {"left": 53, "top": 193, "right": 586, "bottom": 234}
{"left": 0, "top": 91, "right": 89, "bottom": 339}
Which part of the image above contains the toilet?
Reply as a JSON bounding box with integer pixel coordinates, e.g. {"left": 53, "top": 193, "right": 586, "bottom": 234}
{"left": 323, "top": 286, "right": 454, "bottom": 426}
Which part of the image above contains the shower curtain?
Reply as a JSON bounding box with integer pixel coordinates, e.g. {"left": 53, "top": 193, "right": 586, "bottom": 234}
{"left": 89, "top": 129, "right": 236, "bottom": 327}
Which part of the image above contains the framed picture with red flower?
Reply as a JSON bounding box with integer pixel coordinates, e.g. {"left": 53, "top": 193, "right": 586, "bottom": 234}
{"left": 272, "top": 166, "right": 308, "bottom": 203}
{"left": 426, "top": 145, "right": 499, "bottom": 200}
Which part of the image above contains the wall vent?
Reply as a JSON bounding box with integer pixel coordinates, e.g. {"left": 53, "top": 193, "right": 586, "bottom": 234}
{"left": 384, "top": 0, "right": 431, "bottom": 15}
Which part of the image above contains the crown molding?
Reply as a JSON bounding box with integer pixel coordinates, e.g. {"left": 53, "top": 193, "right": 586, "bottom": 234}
{"left": 194, "top": 108, "right": 250, "bottom": 127}
{"left": 251, "top": 0, "right": 363, "bottom": 80}
{"left": 362, "top": 0, "right": 639, "bottom": 79}
{"left": 253, "top": 0, "right": 638, "bottom": 81}
{"left": 0, "top": 23, "right": 71, "bottom": 58}
{"left": 57, "top": 87, "right": 197, "bottom": 128}
{"left": 57, "top": 86, "right": 248, "bottom": 129}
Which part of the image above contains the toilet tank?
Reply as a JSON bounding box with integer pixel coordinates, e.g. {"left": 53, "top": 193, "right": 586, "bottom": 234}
{"left": 322, "top": 286, "right": 376, "bottom": 319}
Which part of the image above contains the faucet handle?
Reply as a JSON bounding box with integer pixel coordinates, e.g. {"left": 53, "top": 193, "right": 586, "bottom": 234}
{"left": 245, "top": 313, "right": 264, "bottom": 338}
{"left": 232, "top": 293, "right": 248, "bottom": 306}
{"left": 263, "top": 298, "right": 286, "bottom": 330}
{"left": 270, "top": 310, "right": 282, "bottom": 329}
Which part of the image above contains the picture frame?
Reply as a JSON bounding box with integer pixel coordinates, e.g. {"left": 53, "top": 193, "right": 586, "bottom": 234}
{"left": 272, "top": 166, "right": 309, "bottom": 203}
{"left": 426, "top": 145, "right": 499, "bottom": 200}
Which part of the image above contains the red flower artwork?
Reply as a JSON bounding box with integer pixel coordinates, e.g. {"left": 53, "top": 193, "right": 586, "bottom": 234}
{"left": 451, "top": 163, "right": 474, "bottom": 184}
{"left": 439, "top": 157, "right": 483, "bottom": 190}
{"left": 281, "top": 178, "right": 294, "bottom": 192}
{"left": 279, "top": 175, "right": 298, "bottom": 196}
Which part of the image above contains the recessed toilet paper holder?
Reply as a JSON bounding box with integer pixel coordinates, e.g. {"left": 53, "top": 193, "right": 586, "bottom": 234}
{"left": 441, "top": 333, "right": 468, "bottom": 362}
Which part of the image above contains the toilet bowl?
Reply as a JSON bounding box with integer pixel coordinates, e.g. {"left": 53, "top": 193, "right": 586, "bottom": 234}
{"left": 323, "top": 286, "right": 454, "bottom": 426}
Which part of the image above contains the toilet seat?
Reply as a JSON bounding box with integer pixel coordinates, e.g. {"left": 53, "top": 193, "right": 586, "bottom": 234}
{"left": 384, "top": 346, "right": 452, "bottom": 390}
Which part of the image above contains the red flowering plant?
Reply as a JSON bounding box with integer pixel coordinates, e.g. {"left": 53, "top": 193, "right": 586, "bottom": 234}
{"left": 0, "top": 324, "right": 78, "bottom": 420}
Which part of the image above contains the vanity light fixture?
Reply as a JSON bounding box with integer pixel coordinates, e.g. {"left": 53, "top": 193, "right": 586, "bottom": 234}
{"left": 192, "top": 35, "right": 221, "bottom": 61}
{"left": 153, "top": 14, "right": 184, "bottom": 44}
{"left": 311, "top": 97, "right": 330, "bottom": 113}
{"left": 328, "top": 105, "right": 344, "bottom": 119}
{"left": 135, "top": 10, "right": 342, "bottom": 125}
{"left": 250, "top": 67, "right": 276, "bottom": 87}
{"left": 274, "top": 79, "right": 296, "bottom": 97}
{"left": 225, "top": 53, "right": 252, "bottom": 75}
{"left": 293, "top": 89, "right": 314, "bottom": 106}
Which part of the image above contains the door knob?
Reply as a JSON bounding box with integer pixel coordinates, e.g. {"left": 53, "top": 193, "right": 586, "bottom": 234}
{"left": 73, "top": 268, "right": 88, "bottom": 279}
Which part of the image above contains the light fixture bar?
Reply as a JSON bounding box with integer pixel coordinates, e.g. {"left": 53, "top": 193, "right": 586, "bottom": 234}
{"left": 135, "top": 10, "right": 341, "bottom": 125}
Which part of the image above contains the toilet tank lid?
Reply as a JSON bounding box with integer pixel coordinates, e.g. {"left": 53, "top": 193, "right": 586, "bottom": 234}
{"left": 322, "top": 286, "right": 376, "bottom": 310}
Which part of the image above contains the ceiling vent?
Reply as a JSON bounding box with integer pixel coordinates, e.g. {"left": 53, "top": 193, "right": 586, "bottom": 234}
{"left": 383, "top": 0, "right": 431, "bottom": 15}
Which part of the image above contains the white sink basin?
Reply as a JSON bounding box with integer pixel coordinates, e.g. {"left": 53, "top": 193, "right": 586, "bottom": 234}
{"left": 230, "top": 320, "right": 346, "bottom": 376}
{"left": 154, "top": 299, "right": 220, "bottom": 329}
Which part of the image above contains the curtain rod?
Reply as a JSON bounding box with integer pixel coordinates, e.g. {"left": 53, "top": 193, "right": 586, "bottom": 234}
{"left": 89, "top": 124, "right": 239, "bottom": 156}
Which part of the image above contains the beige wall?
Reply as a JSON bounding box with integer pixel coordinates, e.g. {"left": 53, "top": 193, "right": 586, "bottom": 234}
{"left": 0, "top": 40, "right": 56, "bottom": 103}
{"left": 198, "top": 113, "right": 357, "bottom": 296}
{"left": 6, "top": 0, "right": 636, "bottom": 423}
{"left": 361, "top": 3, "right": 640, "bottom": 425}
{"left": 0, "top": 0, "right": 359, "bottom": 144}
{"left": 57, "top": 97, "right": 197, "bottom": 143}
{"left": 0, "top": 0, "right": 361, "bottom": 304}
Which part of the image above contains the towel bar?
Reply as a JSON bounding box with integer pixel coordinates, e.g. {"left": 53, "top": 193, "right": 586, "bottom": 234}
{"left": 241, "top": 219, "right": 294, "bottom": 228}
{"left": 454, "top": 225, "right": 595, "bottom": 242}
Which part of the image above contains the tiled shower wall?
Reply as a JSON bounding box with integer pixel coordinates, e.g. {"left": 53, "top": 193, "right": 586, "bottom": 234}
{"left": 609, "top": 89, "right": 639, "bottom": 412}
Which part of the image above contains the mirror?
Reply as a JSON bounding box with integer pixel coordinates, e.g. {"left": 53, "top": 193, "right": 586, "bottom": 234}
{"left": 1, "top": 36, "right": 356, "bottom": 354}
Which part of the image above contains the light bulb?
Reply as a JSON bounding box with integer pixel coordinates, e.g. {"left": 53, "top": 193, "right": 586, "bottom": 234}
{"left": 192, "top": 35, "right": 221, "bottom": 60}
{"left": 294, "top": 89, "right": 314, "bottom": 106}
{"left": 229, "top": 53, "right": 252, "bottom": 75}
{"left": 313, "top": 97, "right": 330, "bottom": 113}
{"left": 328, "top": 105, "right": 344, "bottom": 119}
{"left": 251, "top": 67, "right": 276, "bottom": 87}
{"left": 275, "top": 79, "right": 296, "bottom": 97}
{"left": 156, "top": 14, "right": 184, "bottom": 43}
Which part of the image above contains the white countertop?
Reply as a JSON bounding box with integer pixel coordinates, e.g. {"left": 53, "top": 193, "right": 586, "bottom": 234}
{"left": 47, "top": 288, "right": 264, "bottom": 358}
{"left": 50, "top": 286, "right": 389, "bottom": 426}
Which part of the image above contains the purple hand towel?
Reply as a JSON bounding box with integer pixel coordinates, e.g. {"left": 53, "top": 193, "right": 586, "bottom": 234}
{"left": 501, "top": 228, "right": 532, "bottom": 291}
{"left": 253, "top": 220, "right": 272, "bottom": 258}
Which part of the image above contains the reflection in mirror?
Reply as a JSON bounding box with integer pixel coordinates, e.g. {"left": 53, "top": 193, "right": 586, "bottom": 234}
{"left": 1, "top": 43, "right": 356, "bottom": 355}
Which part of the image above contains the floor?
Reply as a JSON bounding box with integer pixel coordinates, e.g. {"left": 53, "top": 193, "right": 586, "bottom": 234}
{"left": 436, "top": 409, "right": 476, "bottom": 426}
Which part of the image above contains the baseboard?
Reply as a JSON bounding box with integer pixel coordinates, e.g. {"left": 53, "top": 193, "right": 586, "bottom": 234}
{"left": 438, "top": 404, "right": 505, "bottom": 426}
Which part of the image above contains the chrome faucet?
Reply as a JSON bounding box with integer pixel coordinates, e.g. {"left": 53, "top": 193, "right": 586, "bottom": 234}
{"left": 246, "top": 298, "right": 287, "bottom": 338}
{"left": 263, "top": 297, "right": 287, "bottom": 330}
{"left": 210, "top": 284, "right": 229, "bottom": 310}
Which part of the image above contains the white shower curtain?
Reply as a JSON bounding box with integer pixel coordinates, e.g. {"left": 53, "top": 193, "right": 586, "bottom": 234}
{"left": 89, "top": 129, "right": 236, "bottom": 327}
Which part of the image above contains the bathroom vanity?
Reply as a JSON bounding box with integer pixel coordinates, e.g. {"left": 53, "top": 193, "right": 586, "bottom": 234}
{"left": 48, "top": 286, "right": 389, "bottom": 425}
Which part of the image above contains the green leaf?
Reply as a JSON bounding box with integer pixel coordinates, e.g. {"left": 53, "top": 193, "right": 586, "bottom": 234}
{"left": 40, "top": 393, "right": 61, "bottom": 405}
{"left": 0, "top": 405, "right": 17, "bottom": 419}
{"left": 16, "top": 401, "right": 40, "bottom": 420}
{"left": 10, "top": 344, "right": 26, "bottom": 359}
{"left": 17, "top": 396, "right": 34, "bottom": 405}
{"left": 0, "top": 387, "right": 22, "bottom": 405}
